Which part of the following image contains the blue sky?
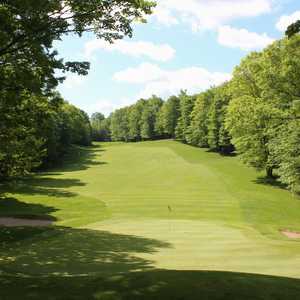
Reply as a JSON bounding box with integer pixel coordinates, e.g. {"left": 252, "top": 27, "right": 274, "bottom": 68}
{"left": 55, "top": 0, "right": 300, "bottom": 116}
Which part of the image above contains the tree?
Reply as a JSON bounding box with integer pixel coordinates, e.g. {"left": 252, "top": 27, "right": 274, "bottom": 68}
{"left": 270, "top": 120, "right": 300, "bottom": 193}
{"left": 226, "top": 50, "right": 277, "bottom": 176}
{"left": 128, "top": 99, "right": 145, "bottom": 141}
{"left": 226, "top": 95, "right": 282, "bottom": 177}
{"left": 0, "top": 0, "right": 154, "bottom": 179}
{"left": 175, "top": 91, "right": 195, "bottom": 142}
{"left": 0, "top": 92, "right": 47, "bottom": 178}
{"left": 286, "top": 20, "right": 300, "bottom": 38}
{"left": 110, "top": 108, "right": 129, "bottom": 142}
{"left": 91, "top": 112, "right": 108, "bottom": 141}
{"left": 187, "top": 91, "right": 212, "bottom": 147}
{"left": 140, "top": 96, "right": 163, "bottom": 140}
{"left": 207, "top": 84, "right": 233, "bottom": 154}
{"left": 0, "top": 0, "right": 155, "bottom": 87}
{"left": 39, "top": 95, "right": 92, "bottom": 167}
{"left": 159, "top": 96, "right": 181, "bottom": 138}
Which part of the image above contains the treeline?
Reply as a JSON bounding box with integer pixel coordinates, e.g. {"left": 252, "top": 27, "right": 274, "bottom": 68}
{"left": 91, "top": 87, "right": 233, "bottom": 154}
{"left": 92, "top": 35, "right": 300, "bottom": 193}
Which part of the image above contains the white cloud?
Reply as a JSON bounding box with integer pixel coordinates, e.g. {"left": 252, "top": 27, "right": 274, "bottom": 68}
{"left": 276, "top": 10, "right": 300, "bottom": 32}
{"left": 217, "top": 26, "right": 275, "bottom": 51}
{"left": 114, "top": 63, "right": 231, "bottom": 99}
{"left": 151, "top": 0, "right": 272, "bottom": 31}
{"left": 153, "top": 6, "right": 179, "bottom": 26}
{"left": 63, "top": 74, "right": 87, "bottom": 89}
{"left": 84, "top": 39, "right": 175, "bottom": 62}
{"left": 114, "top": 63, "right": 166, "bottom": 84}
{"left": 84, "top": 98, "right": 135, "bottom": 116}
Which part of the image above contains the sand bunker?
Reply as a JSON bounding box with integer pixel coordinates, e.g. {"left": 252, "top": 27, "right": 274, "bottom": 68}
{"left": 281, "top": 229, "right": 300, "bottom": 239}
{"left": 0, "top": 217, "right": 52, "bottom": 227}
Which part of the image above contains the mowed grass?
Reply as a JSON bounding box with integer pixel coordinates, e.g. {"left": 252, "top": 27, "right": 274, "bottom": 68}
{"left": 1, "top": 140, "right": 300, "bottom": 299}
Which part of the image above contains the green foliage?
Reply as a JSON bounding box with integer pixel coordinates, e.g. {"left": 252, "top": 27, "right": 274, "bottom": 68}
{"left": 140, "top": 96, "right": 163, "bottom": 140}
{"left": 286, "top": 20, "right": 300, "bottom": 38}
{"left": 226, "top": 96, "right": 280, "bottom": 175}
{"left": 227, "top": 35, "right": 300, "bottom": 184}
{"left": 0, "top": 90, "right": 92, "bottom": 179}
{"left": 187, "top": 91, "right": 212, "bottom": 147}
{"left": 0, "top": 92, "right": 46, "bottom": 178}
{"left": 270, "top": 120, "right": 300, "bottom": 193}
{"left": 91, "top": 113, "right": 111, "bottom": 142}
{"left": 0, "top": 0, "right": 154, "bottom": 180}
{"left": 156, "top": 96, "right": 181, "bottom": 138}
{"left": 109, "top": 96, "right": 163, "bottom": 142}
{"left": 110, "top": 107, "right": 130, "bottom": 142}
{"left": 0, "top": 0, "right": 155, "bottom": 89}
{"left": 175, "top": 91, "right": 196, "bottom": 142}
{"left": 128, "top": 100, "right": 145, "bottom": 141}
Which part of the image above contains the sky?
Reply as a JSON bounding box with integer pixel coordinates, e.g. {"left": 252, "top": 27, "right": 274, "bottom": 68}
{"left": 55, "top": 0, "right": 300, "bottom": 116}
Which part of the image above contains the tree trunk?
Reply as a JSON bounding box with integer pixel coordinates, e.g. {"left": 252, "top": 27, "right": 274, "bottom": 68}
{"left": 266, "top": 167, "right": 274, "bottom": 178}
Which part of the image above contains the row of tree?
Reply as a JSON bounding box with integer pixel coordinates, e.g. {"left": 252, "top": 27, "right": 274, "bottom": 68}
{"left": 92, "top": 34, "right": 300, "bottom": 193}
{"left": 0, "top": 91, "right": 92, "bottom": 179}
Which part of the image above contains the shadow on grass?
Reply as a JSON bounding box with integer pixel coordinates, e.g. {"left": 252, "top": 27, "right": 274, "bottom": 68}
{"left": 205, "top": 147, "right": 237, "bottom": 157}
{"left": 0, "top": 197, "right": 58, "bottom": 221}
{"left": 0, "top": 226, "right": 170, "bottom": 277}
{"left": 55, "top": 144, "right": 108, "bottom": 173}
{"left": 1, "top": 268, "right": 300, "bottom": 299}
{"left": 0, "top": 222, "right": 299, "bottom": 299}
{"left": 0, "top": 144, "right": 108, "bottom": 199}
{"left": 254, "top": 176, "right": 288, "bottom": 190}
{"left": 1, "top": 177, "right": 84, "bottom": 198}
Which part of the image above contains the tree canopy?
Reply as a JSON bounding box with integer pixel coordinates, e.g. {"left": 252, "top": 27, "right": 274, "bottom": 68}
{"left": 0, "top": 0, "right": 155, "bottom": 180}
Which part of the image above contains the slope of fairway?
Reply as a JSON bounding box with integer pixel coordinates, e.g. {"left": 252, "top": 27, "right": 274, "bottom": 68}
{"left": 1, "top": 140, "right": 300, "bottom": 299}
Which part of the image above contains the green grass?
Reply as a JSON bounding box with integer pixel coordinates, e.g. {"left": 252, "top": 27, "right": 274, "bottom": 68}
{"left": 1, "top": 140, "right": 300, "bottom": 299}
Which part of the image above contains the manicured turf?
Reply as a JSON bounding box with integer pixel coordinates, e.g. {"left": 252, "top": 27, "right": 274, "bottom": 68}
{"left": 1, "top": 140, "right": 300, "bottom": 299}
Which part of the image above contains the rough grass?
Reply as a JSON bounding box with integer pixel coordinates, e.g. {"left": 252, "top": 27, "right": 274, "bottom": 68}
{"left": 1, "top": 140, "right": 300, "bottom": 299}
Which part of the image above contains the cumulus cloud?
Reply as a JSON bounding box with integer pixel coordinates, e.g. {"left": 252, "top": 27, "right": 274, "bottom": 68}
{"left": 113, "top": 63, "right": 166, "bottom": 84}
{"left": 217, "top": 26, "right": 275, "bottom": 51}
{"left": 63, "top": 74, "right": 88, "bottom": 89}
{"left": 84, "top": 39, "right": 175, "bottom": 62}
{"left": 84, "top": 98, "right": 135, "bottom": 116}
{"left": 276, "top": 10, "right": 300, "bottom": 32}
{"left": 114, "top": 63, "right": 231, "bottom": 99}
{"left": 151, "top": 0, "right": 272, "bottom": 31}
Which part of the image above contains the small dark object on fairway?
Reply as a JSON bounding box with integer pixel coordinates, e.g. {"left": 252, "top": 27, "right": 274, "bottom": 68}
{"left": 168, "top": 205, "right": 172, "bottom": 212}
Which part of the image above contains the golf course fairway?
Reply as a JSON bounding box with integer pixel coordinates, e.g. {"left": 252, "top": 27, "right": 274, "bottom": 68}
{"left": 1, "top": 140, "right": 300, "bottom": 299}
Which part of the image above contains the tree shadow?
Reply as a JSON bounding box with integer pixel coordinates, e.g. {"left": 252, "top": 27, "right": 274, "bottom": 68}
{"left": 0, "top": 145, "right": 107, "bottom": 199}
{"left": 0, "top": 225, "right": 170, "bottom": 282}
{"left": 254, "top": 176, "right": 288, "bottom": 190}
{"left": 51, "top": 144, "right": 108, "bottom": 173}
{"left": 2, "top": 176, "right": 85, "bottom": 198}
{"left": 1, "top": 268, "right": 300, "bottom": 299}
{"left": 0, "top": 212, "right": 299, "bottom": 299}
{"left": 0, "top": 178, "right": 81, "bottom": 198}
{"left": 0, "top": 197, "right": 58, "bottom": 221}
{"left": 205, "top": 148, "right": 237, "bottom": 157}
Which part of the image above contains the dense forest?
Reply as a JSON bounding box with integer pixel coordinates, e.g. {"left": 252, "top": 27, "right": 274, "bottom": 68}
{"left": 91, "top": 33, "right": 300, "bottom": 193}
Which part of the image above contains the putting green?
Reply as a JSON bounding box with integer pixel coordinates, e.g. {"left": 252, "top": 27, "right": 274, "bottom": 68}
{"left": 86, "top": 219, "right": 300, "bottom": 278}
